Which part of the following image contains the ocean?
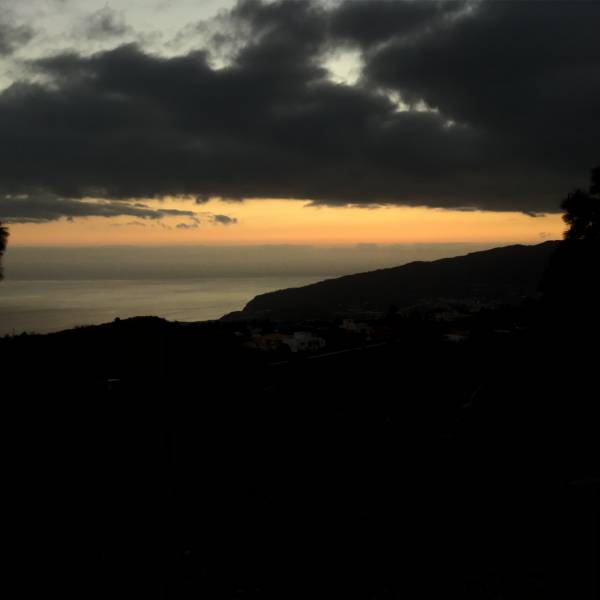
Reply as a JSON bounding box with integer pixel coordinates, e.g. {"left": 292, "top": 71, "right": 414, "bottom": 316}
{"left": 0, "top": 243, "right": 497, "bottom": 335}
{"left": 0, "top": 276, "right": 325, "bottom": 336}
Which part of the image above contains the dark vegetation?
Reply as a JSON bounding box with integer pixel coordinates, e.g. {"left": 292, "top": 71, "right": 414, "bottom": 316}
{"left": 0, "top": 221, "right": 7, "bottom": 280}
{"left": 2, "top": 168, "right": 599, "bottom": 598}
{"left": 228, "top": 241, "right": 560, "bottom": 321}
{"left": 541, "top": 165, "right": 600, "bottom": 325}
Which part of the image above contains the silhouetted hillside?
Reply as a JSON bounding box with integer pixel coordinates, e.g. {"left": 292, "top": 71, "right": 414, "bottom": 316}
{"left": 228, "top": 241, "right": 560, "bottom": 320}
{"left": 3, "top": 238, "right": 598, "bottom": 599}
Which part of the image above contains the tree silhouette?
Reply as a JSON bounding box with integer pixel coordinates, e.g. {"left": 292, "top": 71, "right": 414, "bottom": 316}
{"left": 590, "top": 165, "right": 599, "bottom": 196}
{"left": 0, "top": 221, "right": 8, "bottom": 281}
{"left": 561, "top": 166, "right": 600, "bottom": 241}
{"left": 541, "top": 166, "right": 600, "bottom": 325}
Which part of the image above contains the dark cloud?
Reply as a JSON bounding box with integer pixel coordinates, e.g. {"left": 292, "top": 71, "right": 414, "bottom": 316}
{"left": 176, "top": 222, "right": 199, "bottom": 230}
{"left": 363, "top": 1, "right": 600, "bottom": 165}
{"left": 0, "top": 195, "right": 197, "bottom": 224}
{"left": 212, "top": 214, "right": 238, "bottom": 225}
{"left": 174, "top": 213, "right": 238, "bottom": 227}
{"left": 82, "top": 7, "right": 133, "bottom": 40}
{"left": 330, "top": 0, "right": 468, "bottom": 48}
{"left": 0, "top": 20, "right": 34, "bottom": 55}
{"left": 0, "top": 0, "right": 599, "bottom": 221}
{"left": 113, "top": 221, "right": 148, "bottom": 228}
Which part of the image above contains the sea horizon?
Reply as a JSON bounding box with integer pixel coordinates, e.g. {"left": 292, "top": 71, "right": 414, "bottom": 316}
{"left": 0, "top": 241, "right": 544, "bottom": 336}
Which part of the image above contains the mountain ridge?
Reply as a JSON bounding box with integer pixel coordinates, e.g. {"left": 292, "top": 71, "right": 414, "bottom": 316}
{"left": 224, "top": 241, "right": 560, "bottom": 321}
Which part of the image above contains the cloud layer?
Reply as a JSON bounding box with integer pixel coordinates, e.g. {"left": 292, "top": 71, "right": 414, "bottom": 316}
{"left": 1, "top": 0, "right": 599, "bottom": 222}
{"left": 0, "top": 195, "right": 197, "bottom": 224}
{"left": 0, "top": 11, "right": 34, "bottom": 56}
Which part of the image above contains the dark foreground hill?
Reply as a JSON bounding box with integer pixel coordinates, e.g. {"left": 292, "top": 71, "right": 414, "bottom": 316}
{"left": 226, "top": 241, "right": 560, "bottom": 320}
{"left": 2, "top": 238, "right": 598, "bottom": 598}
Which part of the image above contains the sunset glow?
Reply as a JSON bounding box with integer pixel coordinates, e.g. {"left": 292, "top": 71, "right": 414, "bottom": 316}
{"left": 10, "top": 198, "right": 564, "bottom": 246}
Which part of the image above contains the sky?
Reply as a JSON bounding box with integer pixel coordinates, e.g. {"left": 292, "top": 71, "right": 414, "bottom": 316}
{"left": 1, "top": 0, "right": 598, "bottom": 246}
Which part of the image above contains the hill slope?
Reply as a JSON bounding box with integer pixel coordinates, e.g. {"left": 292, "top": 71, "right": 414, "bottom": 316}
{"left": 227, "top": 241, "right": 560, "bottom": 320}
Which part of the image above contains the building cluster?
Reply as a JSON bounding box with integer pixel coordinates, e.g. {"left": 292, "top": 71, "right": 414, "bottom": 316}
{"left": 248, "top": 330, "right": 327, "bottom": 353}
{"left": 243, "top": 317, "right": 400, "bottom": 354}
{"left": 236, "top": 301, "right": 521, "bottom": 355}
